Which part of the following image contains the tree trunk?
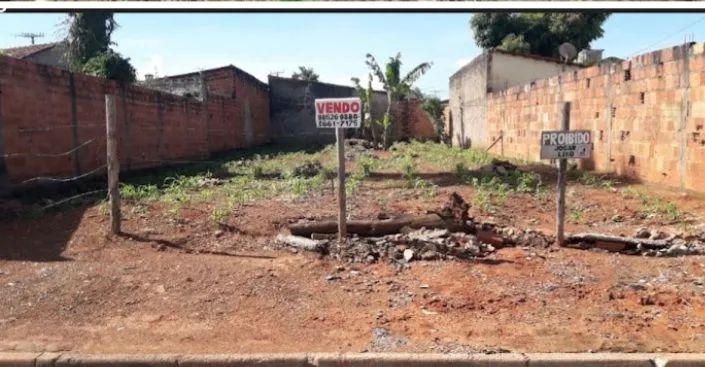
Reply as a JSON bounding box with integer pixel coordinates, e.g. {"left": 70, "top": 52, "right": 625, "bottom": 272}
{"left": 383, "top": 92, "right": 393, "bottom": 149}
{"left": 288, "top": 214, "right": 471, "bottom": 237}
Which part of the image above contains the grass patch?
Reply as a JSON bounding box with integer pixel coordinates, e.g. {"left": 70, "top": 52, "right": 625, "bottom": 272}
{"left": 622, "top": 188, "right": 684, "bottom": 222}
{"left": 389, "top": 140, "right": 493, "bottom": 171}
{"left": 574, "top": 171, "right": 617, "bottom": 190}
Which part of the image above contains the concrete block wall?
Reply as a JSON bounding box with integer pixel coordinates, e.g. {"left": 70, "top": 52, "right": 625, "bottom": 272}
{"left": 0, "top": 55, "right": 270, "bottom": 189}
{"left": 486, "top": 42, "right": 705, "bottom": 192}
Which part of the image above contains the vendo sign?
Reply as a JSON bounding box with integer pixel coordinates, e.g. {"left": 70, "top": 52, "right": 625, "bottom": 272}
{"left": 315, "top": 98, "right": 362, "bottom": 128}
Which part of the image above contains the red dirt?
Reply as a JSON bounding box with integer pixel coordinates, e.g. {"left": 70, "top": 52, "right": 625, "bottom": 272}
{"left": 1, "top": 175, "right": 705, "bottom": 354}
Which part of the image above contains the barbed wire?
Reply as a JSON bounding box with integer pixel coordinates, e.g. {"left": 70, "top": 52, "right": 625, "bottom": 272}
{"left": 1, "top": 139, "right": 96, "bottom": 158}
{"left": 19, "top": 164, "right": 107, "bottom": 185}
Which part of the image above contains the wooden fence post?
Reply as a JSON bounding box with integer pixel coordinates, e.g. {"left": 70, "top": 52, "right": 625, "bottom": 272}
{"left": 105, "top": 94, "right": 121, "bottom": 234}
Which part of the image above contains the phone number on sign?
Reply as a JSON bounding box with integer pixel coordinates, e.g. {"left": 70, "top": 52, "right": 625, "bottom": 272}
{"left": 318, "top": 113, "right": 360, "bottom": 127}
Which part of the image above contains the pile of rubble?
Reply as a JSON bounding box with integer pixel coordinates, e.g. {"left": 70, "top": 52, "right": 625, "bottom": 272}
{"left": 278, "top": 192, "right": 557, "bottom": 264}
{"left": 327, "top": 228, "right": 497, "bottom": 264}
{"left": 279, "top": 192, "right": 705, "bottom": 262}
{"left": 566, "top": 227, "right": 705, "bottom": 257}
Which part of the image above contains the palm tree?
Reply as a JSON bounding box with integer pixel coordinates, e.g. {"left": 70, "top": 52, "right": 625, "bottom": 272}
{"left": 365, "top": 52, "right": 432, "bottom": 148}
{"left": 291, "top": 66, "right": 319, "bottom": 82}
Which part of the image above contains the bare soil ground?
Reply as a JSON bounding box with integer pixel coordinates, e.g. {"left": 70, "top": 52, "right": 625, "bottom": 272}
{"left": 2, "top": 143, "right": 705, "bottom": 354}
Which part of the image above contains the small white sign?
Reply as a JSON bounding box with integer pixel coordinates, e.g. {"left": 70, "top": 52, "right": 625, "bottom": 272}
{"left": 540, "top": 130, "right": 593, "bottom": 159}
{"left": 315, "top": 98, "right": 362, "bottom": 128}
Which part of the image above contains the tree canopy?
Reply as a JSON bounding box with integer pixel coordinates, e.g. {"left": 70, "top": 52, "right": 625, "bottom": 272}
{"left": 63, "top": 12, "right": 137, "bottom": 83}
{"left": 65, "top": 12, "right": 117, "bottom": 69}
{"left": 470, "top": 13, "right": 610, "bottom": 58}
{"left": 291, "top": 66, "right": 319, "bottom": 82}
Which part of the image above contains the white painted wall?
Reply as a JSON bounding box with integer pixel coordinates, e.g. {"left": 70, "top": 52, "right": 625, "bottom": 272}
{"left": 488, "top": 51, "right": 582, "bottom": 93}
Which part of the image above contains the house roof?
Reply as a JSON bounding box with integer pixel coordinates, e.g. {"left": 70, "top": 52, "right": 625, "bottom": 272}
{"left": 154, "top": 64, "right": 269, "bottom": 91}
{"left": 1, "top": 43, "right": 58, "bottom": 59}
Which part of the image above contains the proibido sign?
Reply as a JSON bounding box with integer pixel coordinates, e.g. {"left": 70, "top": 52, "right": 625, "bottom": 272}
{"left": 540, "top": 130, "right": 592, "bottom": 159}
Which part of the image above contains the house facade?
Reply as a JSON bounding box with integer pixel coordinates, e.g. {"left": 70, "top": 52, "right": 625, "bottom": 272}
{"left": 0, "top": 43, "right": 70, "bottom": 70}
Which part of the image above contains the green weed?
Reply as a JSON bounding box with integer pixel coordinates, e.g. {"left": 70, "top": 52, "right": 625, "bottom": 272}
{"left": 210, "top": 207, "right": 229, "bottom": 226}
{"left": 569, "top": 207, "right": 584, "bottom": 223}
{"left": 623, "top": 188, "right": 684, "bottom": 221}
{"left": 120, "top": 183, "right": 159, "bottom": 201}
{"left": 577, "top": 171, "right": 616, "bottom": 190}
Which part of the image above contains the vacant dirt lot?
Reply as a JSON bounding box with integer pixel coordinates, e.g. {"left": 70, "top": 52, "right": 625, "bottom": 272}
{"left": 1, "top": 142, "right": 705, "bottom": 354}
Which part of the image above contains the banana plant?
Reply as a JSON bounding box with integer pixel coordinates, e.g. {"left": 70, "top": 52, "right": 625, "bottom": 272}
{"left": 364, "top": 52, "right": 432, "bottom": 149}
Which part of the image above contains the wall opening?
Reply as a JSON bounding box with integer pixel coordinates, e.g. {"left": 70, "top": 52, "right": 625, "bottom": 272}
{"left": 611, "top": 107, "right": 617, "bottom": 118}
{"left": 586, "top": 78, "right": 591, "bottom": 89}
{"left": 624, "top": 69, "right": 631, "bottom": 81}
{"left": 640, "top": 92, "right": 645, "bottom": 104}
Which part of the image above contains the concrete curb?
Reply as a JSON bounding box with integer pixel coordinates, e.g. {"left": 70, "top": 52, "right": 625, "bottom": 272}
{"left": 1, "top": 352, "right": 705, "bottom": 367}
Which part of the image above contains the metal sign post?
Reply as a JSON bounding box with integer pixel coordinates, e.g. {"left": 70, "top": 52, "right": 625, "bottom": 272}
{"left": 540, "top": 102, "right": 593, "bottom": 246}
{"left": 315, "top": 97, "right": 362, "bottom": 243}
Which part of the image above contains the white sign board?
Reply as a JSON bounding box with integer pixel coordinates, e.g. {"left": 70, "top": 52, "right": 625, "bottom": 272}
{"left": 315, "top": 98, "right": 362, "bottom": 128}
{"left": 540, "top": 130, "right": 593, "bottom": 159}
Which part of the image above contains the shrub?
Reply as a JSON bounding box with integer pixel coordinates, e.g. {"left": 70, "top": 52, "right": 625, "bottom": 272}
{"left": 81, "top": 50, "right": 136, "bottom": 83}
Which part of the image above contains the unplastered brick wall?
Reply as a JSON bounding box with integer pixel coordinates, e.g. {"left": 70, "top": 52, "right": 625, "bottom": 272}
{"left": 0, "top": 55, "right": 270, "bottom": 189}
{"left": 486, "top": 42, "right": 705, "bottom": 192}
{"left": 390, "top": 99, "right": 437, "bottom": 141}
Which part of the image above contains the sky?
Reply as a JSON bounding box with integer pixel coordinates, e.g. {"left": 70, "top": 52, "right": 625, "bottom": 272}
{"left": 2, "top": 12, "right": 705, "bottom": 99}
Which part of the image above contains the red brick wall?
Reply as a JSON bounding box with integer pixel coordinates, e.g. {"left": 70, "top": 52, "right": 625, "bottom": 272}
{"left": 391, "top": 100, "right": 438, "bottom": 141}
{"left": 0, "top": 55, "right": 270, "bottom": 185}
{"left": 486, "top": 43, "right": 705, "bottom": 192}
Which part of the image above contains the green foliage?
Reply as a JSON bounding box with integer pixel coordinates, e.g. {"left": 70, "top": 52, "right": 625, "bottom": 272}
{"left": 81, "top": 50, "right": 136, "bottom": 83}
{"left": 622, "top": 188, "right": 684, "bottom": 222}
{"left": 411, "top": 177, "right": 437, "bottom": 199}
{"left": 470, "top": 13, "right": 610, "bottom": 58}
{"left": 390, "top": 140, "right": 492, "bottom": 172}
{"left": 569, "top": 207, "right": 584, "bottom": 223}
{"left": 421, "top": 96, "right": 449, "bottom": 144}
{"left": 576, "top": 171, "right": 616, "bottom": 190}
{"left": 120, "top": 183, "right": 159, "bottom": 201}
{"left": 209, "top": 207, "right": 229, "bottom": 226}
{"left": 65, "top": 12, "right": 118, "bottom": 69}
{"left": 364, "top": 52, "right": 432, "bottom": 149}
{"left": 468, "top": 170, "right": 546, "bottom": 213}
{"left": 400, "top": 155, "right": 418, "bottom": 184}
{"left": 357, "top": 155, "right": 377, "bottom": 176}
{"left": 291, "top": 66, "right": 319, "bottom": 82}
{"left": 499, "top": 33, "right": 531, "bottom": 54}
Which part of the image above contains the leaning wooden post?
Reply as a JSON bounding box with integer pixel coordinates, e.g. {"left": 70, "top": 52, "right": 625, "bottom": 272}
{"left": 556, "top": 102, "right": 571, "bottom": 246}
{"left": 105, "top": 94, "right": 121, "bottom": 234}
{"left": 336, "top": 127, "right": 347, "bottom": 242}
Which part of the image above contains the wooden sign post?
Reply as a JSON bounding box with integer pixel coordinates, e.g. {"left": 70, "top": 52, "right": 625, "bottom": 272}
{"left": 105, "top": 94, "right": 121, "bottom": 234}
{"left": 540, "top": 102, "right": 593, "bottom": 245}
{"left": 315, "top": 97, "right": 362, "bottom": 243}
{"left": 335, "top": 127, "right": 347, "bottom": 240}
